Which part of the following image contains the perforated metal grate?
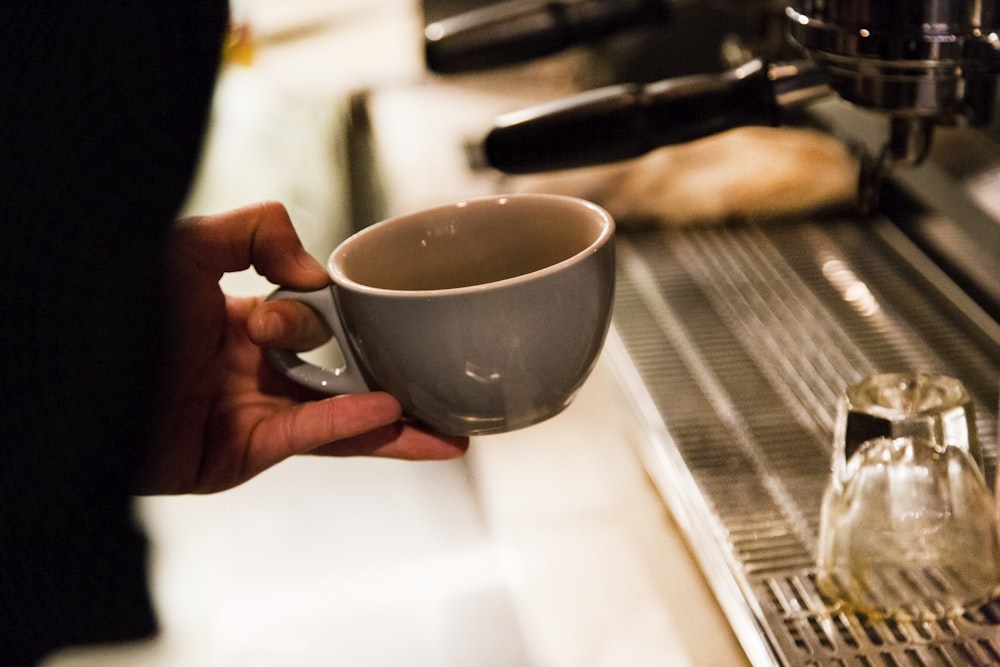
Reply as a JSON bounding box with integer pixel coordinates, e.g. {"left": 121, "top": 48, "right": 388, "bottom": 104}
{"left": 608, "top": 216, "right": 1000, "bottom": 665}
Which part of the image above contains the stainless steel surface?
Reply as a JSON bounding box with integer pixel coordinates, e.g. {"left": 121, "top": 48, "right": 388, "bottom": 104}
{"left": 607, "top": 214, "right": 1000, "bottom": 665}
{"left": 343, "top": 6, "right": 1000, "bottom": 659}
{"left": 807, "top": 97, "right": 1000, "bottom": 318}
{"left": 351, "top": 66, "right": 1000, "bottom": 663}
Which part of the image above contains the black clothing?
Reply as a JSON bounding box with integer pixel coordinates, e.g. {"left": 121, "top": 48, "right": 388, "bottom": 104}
{"left": 0, "top": 4, "right": 228, "bottom": 664}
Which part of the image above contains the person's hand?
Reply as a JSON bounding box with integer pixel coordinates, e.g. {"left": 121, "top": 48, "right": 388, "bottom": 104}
{"left": 140, "top": 201, "right": 468, "bottom": 495}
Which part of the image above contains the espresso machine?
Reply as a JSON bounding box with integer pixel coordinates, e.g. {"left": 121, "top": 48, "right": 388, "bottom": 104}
{"left": 357, "top": 1, "right": 1000, "bottom": 663}
{"left": 428, "top": 0, "right": 999, "bottom": 183}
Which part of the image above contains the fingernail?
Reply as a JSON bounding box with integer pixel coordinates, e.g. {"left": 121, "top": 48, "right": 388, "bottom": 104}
{"left": 256, "top": 310, "right": 283, "bottom": 344}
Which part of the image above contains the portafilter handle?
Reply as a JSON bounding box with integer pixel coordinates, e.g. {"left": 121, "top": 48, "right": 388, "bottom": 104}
{"left": 478, "top": 59, "right": 831, "bottom": 173}
{"left": 424, "top": 0, "right": 673, "bottom": 74}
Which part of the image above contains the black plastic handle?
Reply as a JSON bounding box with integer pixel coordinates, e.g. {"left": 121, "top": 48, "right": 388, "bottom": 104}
{"left": 481, "top": 59, "right": 781, "bottom": 173}
{"left": 424, "top": 0, "right": 672, "bottom": 74}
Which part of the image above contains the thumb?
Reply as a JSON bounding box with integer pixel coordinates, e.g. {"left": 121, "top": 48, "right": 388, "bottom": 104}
{"left": 248, "top": 298, "right": 333, "bottom": 352}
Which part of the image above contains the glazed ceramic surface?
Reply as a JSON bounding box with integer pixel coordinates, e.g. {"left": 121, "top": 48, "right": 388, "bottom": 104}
{"left": 268, "top": 194, "right": 615, "bottom": 435}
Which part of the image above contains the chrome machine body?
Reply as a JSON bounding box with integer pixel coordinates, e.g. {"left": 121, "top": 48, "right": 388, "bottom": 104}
{"left": 787, "top": 0, "right": 1000, "bottom": 166}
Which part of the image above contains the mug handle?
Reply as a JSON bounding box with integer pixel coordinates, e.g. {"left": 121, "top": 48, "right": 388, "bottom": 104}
{"left": 263, "top": 287, "right": 372, "bottom": 395}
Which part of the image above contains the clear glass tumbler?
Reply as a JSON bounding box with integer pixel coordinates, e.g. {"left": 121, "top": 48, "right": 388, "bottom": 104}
{"left": 817, "top": 372, "right": 1000, "bottom": 619}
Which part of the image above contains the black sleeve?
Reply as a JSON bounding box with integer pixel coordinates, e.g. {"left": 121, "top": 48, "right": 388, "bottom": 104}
{"left": 0, "top": 3, "right": 228, "bottom": 664}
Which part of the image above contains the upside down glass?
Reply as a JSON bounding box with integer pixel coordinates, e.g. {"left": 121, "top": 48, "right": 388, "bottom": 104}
{"left": 817, "top": 372, "right": 1000, "bottom": 619}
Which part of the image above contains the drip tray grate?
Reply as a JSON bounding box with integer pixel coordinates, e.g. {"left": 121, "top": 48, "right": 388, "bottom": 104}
{"left": 608, "top": 216, "right": 1000, "bottom": 665}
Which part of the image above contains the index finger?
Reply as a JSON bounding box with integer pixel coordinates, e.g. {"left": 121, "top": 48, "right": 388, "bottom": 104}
{"left": 173, "top": 200, "right": 330, "bottom": 288}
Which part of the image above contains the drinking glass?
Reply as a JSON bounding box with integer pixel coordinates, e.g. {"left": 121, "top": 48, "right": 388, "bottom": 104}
{"left": 817, "top": 372, "right": 1000, "bottom": 619}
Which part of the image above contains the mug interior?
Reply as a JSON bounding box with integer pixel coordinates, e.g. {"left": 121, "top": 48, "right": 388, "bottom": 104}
{"left": 331, "top": 195, "right": 611, "bottom": 292}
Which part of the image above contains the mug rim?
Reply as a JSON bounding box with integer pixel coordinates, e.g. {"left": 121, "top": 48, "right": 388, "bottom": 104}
{"left": 327, "top": 193, "right": 614, "bottom": 297}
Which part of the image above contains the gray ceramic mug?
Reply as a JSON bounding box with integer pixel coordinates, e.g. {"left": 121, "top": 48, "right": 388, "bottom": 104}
{"left": 266, "top": 194, "right": 615, "bottom": 436}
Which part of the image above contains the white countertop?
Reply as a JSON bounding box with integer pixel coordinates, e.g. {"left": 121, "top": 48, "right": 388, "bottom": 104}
{"left": 48, "top": 358, "right": 745, "bottom": 667}
{"left": 46, "top": 2, "right": 748, "bottom": 665}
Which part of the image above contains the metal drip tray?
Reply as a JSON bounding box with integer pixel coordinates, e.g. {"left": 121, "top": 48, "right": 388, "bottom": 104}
{"left": 606, "top": 215, "right": 1000, "bottom": 665}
